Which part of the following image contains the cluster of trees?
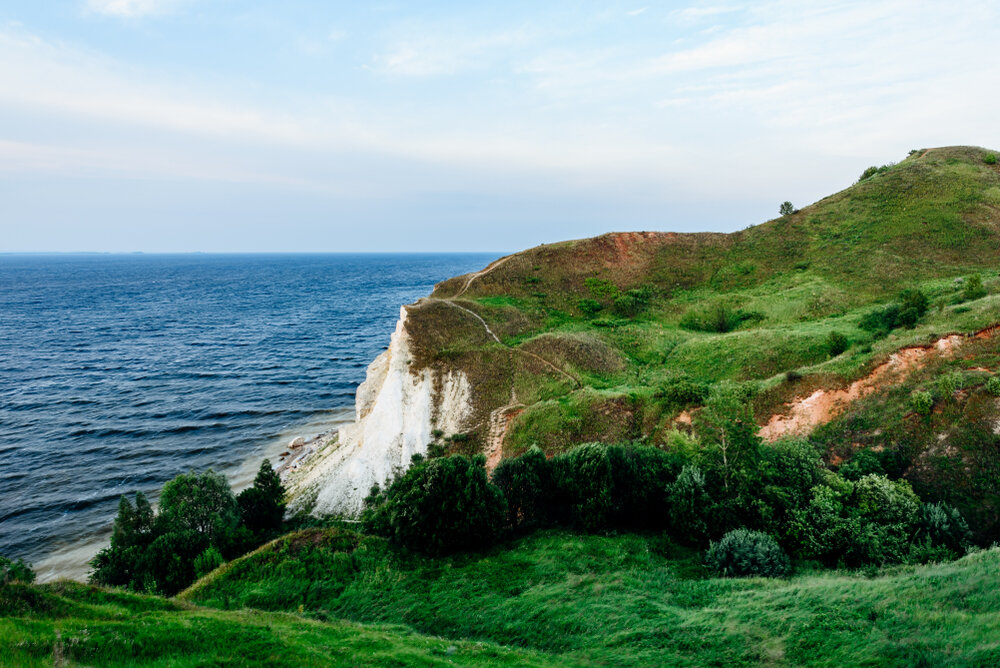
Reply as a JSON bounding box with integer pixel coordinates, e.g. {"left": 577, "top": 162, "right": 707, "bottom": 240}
{"left": 0, "top": 555, "right": 35, "bottom": 585}
{"left": 363, "top": 383, "right": 973, "bottom": 576}
{"left": 90, "top": 460, "right": 285, "bottom": 595}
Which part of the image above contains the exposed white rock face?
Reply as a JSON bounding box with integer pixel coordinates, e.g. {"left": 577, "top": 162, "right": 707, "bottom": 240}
{"left": 287, "top": 306, "right": 472, "bottom": 517}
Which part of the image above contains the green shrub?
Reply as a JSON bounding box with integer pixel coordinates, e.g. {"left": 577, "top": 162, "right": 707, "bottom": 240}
{"left": 584, "top": 277, "right": 619, "bottom": 299}
{"left": 193, "top": 546, "right": 225, "bottom": 579}
{"left": 911, "top": 390, "right": 934, "bottom": 416}
{"left": 612, "top": 288, "right": 652, "bottom": 317}
{"left": 705, "top": 529, "right": 790, "bottom": 577}
{"left": 362, "top": 454, "right": 506, "bottom": 555}
{"left": 577, "top": 298, "right": 603, "bottom": 317}
{"left": 667, "top": 465, "right": 710, "bottom": 543}
{"left": 857, "top": 163, "right": 894, "bottom": 182}
{"left": 985, "top": 375, "right": 1000, "bottom": 396}
{"left": 779, "top": 201, "right": 795, "bottom": 216}
{"left": 985, "top": 153, "right": 998, "bottom": 165}
{"left": 680, "top": 303, "right": 763, "bottom": 333}
{"left": 936, "top": 371, "right": 964, "bottom": 402}
{"left": 492, "top": 446, "right": 552, "bottom": 531}
{"left": 919, "top": 502, "right": 971, "bottom": 555}
{"left": 655, "top": 375, "right": 710, "bottom": 407}
{"left": 0, "top": 555, "right": 35, "bottom": 584}
{"left": 826, "top": 331, "right": 849, "bottom": 357}
{"left": 859, "top": 290, "right": 928, "bottom": 334}
{"left": 962, "top": 274, "right": 987, "bottom": 301}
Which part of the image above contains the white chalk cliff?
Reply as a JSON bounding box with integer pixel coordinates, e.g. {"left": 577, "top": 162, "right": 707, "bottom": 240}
{"left": 286, "top": 305, "right": 472, "bottom": 517}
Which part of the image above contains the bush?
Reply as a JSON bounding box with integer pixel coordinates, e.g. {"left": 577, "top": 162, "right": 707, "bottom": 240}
{"left": 962, "top": 274, "right": 987, "bottom": 301}
{"left": 857, "top": 163, "right": 894, "bottom": 182}
{"left": 985, "top": 375, "right": 1000, "bottom": 396}
{"left": 193, "top": 546, "right": 225, "bottom": 579}
{"left": 0, "top": 556, "right": 35, "bottom": 584}
{"left": 492, "top": 446, "right": 552, "bottom": 531}
{"left": 859, "top": 290, "right": 928, "bottom": 334}
{"left": 577, "top": 298, "right": 603, "bottom": 317}
{"left": 668, "top": 465, "right": 710, "bottom": 543}
{"left": 985, "top": 153, "right": 998, "bottom": 165}
{"left": 362, "top": 454, "right": 506, "bottom": 555}
{"left": 779, "top": 201, "right": 795, "bottom": 216}
{"left": 919, "top": 502, "right": 971, "bottom": 555}
{"left": 705, "top": 529, "right": 790, "bottom": 577}
{"left": 680, "top": 303, "right": 762, "bottom": 333}
{"left": 655, "top": 375, "right": 710, "bottom": 407}
{"left": 910, "top": 390, "right": 934, "bottom": 416}
{"left": 826, "top": 331, "right": 849, "bottom": 357}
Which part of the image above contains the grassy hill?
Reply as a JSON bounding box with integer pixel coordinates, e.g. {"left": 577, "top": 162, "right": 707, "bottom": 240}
{"left": 0, "top": 577, "right": 567, "bottom": 667}
{"left": 393, "top": 146, "right": 1000, "bottom": 540}
{"left": 176, "top": 528, "right": 1000, "bottom": 666}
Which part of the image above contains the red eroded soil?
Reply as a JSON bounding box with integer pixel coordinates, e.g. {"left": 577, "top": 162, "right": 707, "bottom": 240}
{"left": 758, "top": 327, "right": 996, "bottom": 441}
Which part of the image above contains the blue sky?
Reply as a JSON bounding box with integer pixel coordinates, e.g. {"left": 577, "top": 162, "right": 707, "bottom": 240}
{"left": 2, "top": 1, "right": 998, "bottom": 252}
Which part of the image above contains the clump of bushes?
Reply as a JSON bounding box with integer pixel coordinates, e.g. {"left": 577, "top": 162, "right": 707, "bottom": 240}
{"left": 655, "top": 375, "right": 711, "bottom": 407}
{"left": 577, "top": 298, "right": 603, "bottom": 317}
{"left": 910, "top": 390, "right": 934, "bottom": 416}
{"left": 90, "top": 461, "right": 285, "bottom": 595}
{"left": 985, "top": 375, "right": 1000, "bottom": 397}
{"left": 857, "top": 163, "right": 894, "bottom": 182}
{"left": 984, "top": 153, "right": 998, "bottom": 165}
{"left": 0, "top": 556, "right": 35, "bottom": 584}
{"left": 705, "top": 529, "right": 790, "bottom": 578}
{"left": 362, "top": 454, "right": 505, "bottom": 555}
{"left": 826, "top": 331, "right": 849, "bottom": 357}
{"left": 859, "top": 288, "right": 928, "bottom": 335}
{"left": 680, "top": 302, "right": 764, "bottom": 333}
{"left": 962, "top": 274, "right": 987, "bottom": 302}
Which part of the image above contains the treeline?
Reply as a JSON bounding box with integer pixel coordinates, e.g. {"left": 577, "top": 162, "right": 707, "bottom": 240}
{"left": 363, "top": 390, "right": 973, "bottom": 576}
{"left": 89, "top": 460, "right": 286, "bottom": 595}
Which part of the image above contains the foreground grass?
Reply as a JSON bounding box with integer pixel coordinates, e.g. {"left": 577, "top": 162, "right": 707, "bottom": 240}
{"left": 0, "top": 580, "right": 572, "bottom": 667}
{"left": 183, "top": 529, "right": 1000, "bottom": 666}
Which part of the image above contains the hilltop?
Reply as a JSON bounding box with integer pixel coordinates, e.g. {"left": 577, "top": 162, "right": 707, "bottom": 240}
{"left": 292, "top": 145, "right": 1000, "bottom": 538}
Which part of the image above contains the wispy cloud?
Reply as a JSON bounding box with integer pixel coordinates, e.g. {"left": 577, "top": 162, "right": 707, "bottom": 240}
{"left": 85, "top": 0, "right": 188, "bottom": 18}
{"left": 372, "top": 24, "right": 538, "bottom": 77}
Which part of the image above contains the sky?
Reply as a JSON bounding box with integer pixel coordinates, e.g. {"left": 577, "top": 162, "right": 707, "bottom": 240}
{"left": 1, "top": 1, "right": 998, "bottom": 253}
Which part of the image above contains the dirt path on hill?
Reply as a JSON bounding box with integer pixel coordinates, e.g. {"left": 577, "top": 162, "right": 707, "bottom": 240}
{"left": 759, "top": 325, "right": 997, "bottom": 441}
{"left": 485, "top": 390, "right": 525, "bottom": 473}
{"left": 453, "top": 255, "right": 514, "bottom": 298}
{"left": 428, "top": 298, "right": 581, "bottom": 388}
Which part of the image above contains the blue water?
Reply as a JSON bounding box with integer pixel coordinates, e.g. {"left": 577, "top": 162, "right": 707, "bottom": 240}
{"left": 0, "top": 253, "right": 497, "bottom": 577}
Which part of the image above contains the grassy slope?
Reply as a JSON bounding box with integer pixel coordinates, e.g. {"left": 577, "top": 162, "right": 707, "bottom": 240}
{"left": 396, "top": 146, "right": 1000, "bottom": 534}
{"left": 180, "top": 528, "right": 1000, "bottom": 667}
{"left": 0, "top": 580, "right": 569, "bottom": 667}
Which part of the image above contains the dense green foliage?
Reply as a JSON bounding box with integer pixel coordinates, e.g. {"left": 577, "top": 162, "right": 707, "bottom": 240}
{"left": 705, "top": 529, "right": 791, "bottom": 577}
{"left": 0, "top": 556, "right": 35, "bottom": 585}
{"left": 89, "top": 461, "right": 285, "bottom": 595}
{"left": 182, "top": 529, "right": 1000, "bottom": 666}
{"left": 362, "top": 454, "right": 506, "bottom": 555}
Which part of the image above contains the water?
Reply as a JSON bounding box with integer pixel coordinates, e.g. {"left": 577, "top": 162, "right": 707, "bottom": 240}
{"left": 0, "top": 253, "right": 498, "bottom": 580}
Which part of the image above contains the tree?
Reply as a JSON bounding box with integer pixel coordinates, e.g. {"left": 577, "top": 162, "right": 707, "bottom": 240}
{"left": 697, "top": 382, "right": 761, "bottom": 492}
{"left": 238, "top": 460, "right": 286, "bottom": 536}
{"left": 158, "top": 470, "right": 239, "bottom": 545}
{"left": 779, "top": 201, "right": 795, "bottom": 216}
{"left": 363, "top": 454, "right": 506, "bottom": 555}
{"left": 0, "top": 555, "right": 35, "bottom": 584}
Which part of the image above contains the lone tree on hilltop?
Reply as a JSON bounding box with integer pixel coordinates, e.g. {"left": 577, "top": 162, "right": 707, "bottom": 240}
{"left": 779, "top": 201, "right": 795, "bottom": 216}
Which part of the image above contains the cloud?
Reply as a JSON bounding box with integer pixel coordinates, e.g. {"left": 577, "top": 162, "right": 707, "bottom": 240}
{"left": 85, "top": 0, "right": 187, "bottom": 18}
{"left": 627, "top": 8, "right": 648, "bottom": 17}
{"left": 372, "top": 25, "right": 537, "bottom": 76}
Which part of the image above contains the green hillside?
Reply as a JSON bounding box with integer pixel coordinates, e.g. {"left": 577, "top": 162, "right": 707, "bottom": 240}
{"left": 179, "top": 528, "right": 1000, "bottom": 667}
{"left": 395, "top": 146, "right": 1000, "bottom": 539}
{"left": 0, "top": 578, "right": 566, "bottom": 667}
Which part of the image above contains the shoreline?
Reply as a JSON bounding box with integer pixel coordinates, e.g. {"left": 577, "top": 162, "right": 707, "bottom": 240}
{"left": 33, "top": 407, "right": 356, "bottom": 584}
